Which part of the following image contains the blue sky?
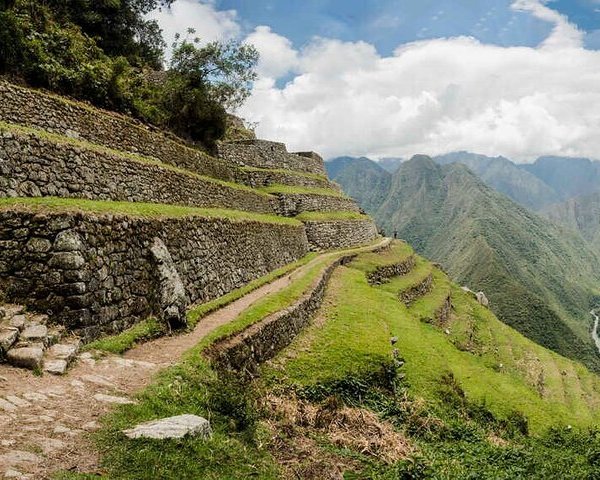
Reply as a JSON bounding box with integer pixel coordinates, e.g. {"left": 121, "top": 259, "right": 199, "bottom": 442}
{"left": 152, "top": 1, "right": 600, "bottom": 161}
{"left": 216, "top": 0, "right": 600, "bottom": 53}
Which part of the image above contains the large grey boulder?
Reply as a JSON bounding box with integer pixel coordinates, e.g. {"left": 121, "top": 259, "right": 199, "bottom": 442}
{"left": 476, "top": 291, "right": 489, "bottom": 307}
{"left": 149, "top": 237, "right": 188, "bottom": 329}
{"left": 123, "top": 414, "right": 212, "bottom": 440}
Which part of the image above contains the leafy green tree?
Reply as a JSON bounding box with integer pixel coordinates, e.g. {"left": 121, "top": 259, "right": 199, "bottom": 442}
{"left": 0, "top": 2, "right": 259, "bottom": 147}
{"left": 152, "top": 31, "right": 258, "bottom": 145}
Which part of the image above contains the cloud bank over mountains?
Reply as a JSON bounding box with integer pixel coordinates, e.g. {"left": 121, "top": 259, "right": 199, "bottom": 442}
{"left": 151, "top": 0, "right": 600, "bottom": 162}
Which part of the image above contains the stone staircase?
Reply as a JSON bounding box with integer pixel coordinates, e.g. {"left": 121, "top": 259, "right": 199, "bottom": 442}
{"left": 0, "top": 304, "right": 80, "bottom": 374}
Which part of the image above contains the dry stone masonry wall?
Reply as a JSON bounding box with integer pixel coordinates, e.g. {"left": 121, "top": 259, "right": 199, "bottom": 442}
{"left": 0, "top": 80, "right": 236, "bottom": 181}
{"left": 303, "top": 219, "right": 378, "bottom": 251}
{"left": 207, "top": 254, "right": 355, "bottom": 374}
{"left": 274, "top": 193, "right": 360, "bottom": 216}
{"left": 0, "top": 209, "right": 308, "bottom": 340}
{"left": 399, "top": 273, "right": 433, "bottom": 306}
{"left": 241, "top": 168, "right": 339, "bottom": 191}
{"left": 0, "top": 128, "right": 276, "bottom": 214}
{"left": 367, "top": 255, "right": 416, "bottom": 285}
{"left": 218, "top": 140, "right": 327, "bottom": 176}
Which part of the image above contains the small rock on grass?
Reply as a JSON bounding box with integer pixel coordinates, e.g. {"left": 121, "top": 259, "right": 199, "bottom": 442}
{"left": 122, "top": 414, "right": 212, "bottom": 440}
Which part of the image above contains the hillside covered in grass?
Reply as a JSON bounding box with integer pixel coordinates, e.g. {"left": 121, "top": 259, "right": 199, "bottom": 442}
{"left": 262, "top": 242, "right": 600, "bottom": 478}
{"left": 328, "top": 155, "right": 600, "bottom": 372}
{"left": 64, "top": 241, "right": 600, "bottom": 479}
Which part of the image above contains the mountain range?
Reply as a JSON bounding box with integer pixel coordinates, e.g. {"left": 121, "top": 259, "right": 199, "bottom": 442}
{"left": 327, "top": 154, "right": 600, "bottom": 371}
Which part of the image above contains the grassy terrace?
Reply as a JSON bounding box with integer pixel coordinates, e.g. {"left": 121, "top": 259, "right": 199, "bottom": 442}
{"left": 259, "top": 183, "right": 348, "bottom": 198}
{"left": 349, "top": 241, "right": 413, "bottom": 273}
{"left": 0, "top": 121, "right": 268, "bottom": 197}
{"left": 266, "top": 242, "right": 600, "bottom": 433}
{"left": 295, "top": 210, "right": 370, "bottom": 221}
{"left": 241, "top": 166, "right": 330, "bottom": 182}
{"left": 0, "top": 197, "right": 301, "bottom": 226}
{"left": 65, "top": 240, "right": 384, "bottom": 479}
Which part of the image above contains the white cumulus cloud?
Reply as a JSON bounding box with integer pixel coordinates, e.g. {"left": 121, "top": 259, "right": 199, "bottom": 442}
{"left": 240, "top": 1, "right": 600, "bottom": 162}
{"left": 151, "top": 1, "right": 600, "bottom": 162}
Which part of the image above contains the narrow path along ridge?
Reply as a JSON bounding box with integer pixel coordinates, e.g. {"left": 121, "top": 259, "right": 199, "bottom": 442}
{"left": 0, "top": 237, "right": 389, "bottom": 479}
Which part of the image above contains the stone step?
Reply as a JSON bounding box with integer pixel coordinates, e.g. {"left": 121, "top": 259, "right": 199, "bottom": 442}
{"left": 0, "top": 303, "right": 77, "bottom": 373}
{"left": 43, "top": 339, "right": 81, "bottom": 375}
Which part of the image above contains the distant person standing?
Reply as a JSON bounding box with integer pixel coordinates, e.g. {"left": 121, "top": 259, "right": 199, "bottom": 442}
{"left": 393, "top": 230, "right": 398, "bottom": 239}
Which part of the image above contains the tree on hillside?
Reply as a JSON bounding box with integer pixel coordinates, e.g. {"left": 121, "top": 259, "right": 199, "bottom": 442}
{"left": 157, "top": 31, "right": 258, "bottom": 144}
{"left": 0, "top": 1, "right": 259, "bottom": 147}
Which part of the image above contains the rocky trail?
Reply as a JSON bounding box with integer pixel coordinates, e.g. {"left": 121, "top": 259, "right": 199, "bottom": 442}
{"left": 0, "top": 239, "right": 388, "bottom": 479}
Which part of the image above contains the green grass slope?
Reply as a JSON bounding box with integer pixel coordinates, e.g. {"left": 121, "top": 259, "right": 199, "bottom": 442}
{"left": 263, "top": 242, "right": 600, "bottom": 477}
{"left": 334, "top": 155, "right": 600, "bottom": 371}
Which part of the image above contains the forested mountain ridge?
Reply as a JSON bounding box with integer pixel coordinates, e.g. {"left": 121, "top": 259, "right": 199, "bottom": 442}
{"left": 328, "top": 154, "right": 600, "bottom": 371}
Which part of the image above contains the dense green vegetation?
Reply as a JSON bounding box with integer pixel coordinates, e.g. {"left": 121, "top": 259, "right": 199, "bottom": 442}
{"left": 58, "top": 241, "right": 600, "bottom": 478}
{"left": 325, "top": 156, "right": 391, "bottom": 212}
{"left": 329, "top": 155, "right": 600, "bottom": 372}
{"left": 0, "top": 197, "right": 301, "bottom": 225}
{"left": 0, "top": 0, "right": 258, "bottom": 147}
{"left": 544, "top": 191, "right": 600, "bottom": 256}
{"left": 434, "top": 152, "right": 561, "bottom": 210}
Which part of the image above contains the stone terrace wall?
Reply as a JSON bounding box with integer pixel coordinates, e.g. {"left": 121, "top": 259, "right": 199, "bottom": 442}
{"left": 218, "top": 140, "right": 327, "bottom": 176}
{"left": 0, "top": 129, "right": 276, "bottom": 215}
{"left": 207, "top": 254, "right": 355, "bottom": 374}
{"left": 241, "top": 168, "right": 339, "bottom": 191}
{"left": 367, "top": 255, "right": 416, "bottom": 285}
{"left": 0, "top": 80, "right": 236, "bottom": 181}
{"left": 399, "top": 273, "right": 433, "bottom": 307}
{"left": 276, "top": 193, "right": 361, "bottom": 216}
{"left": 0, "top": 210, "right": 308, "bottom": 340}
{"left": 303, "top": 219, "right": 378, "bottom": 251}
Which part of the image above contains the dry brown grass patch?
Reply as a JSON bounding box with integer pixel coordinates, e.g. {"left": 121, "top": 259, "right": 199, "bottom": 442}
{"left": 265, "top": 393, "right": 414, "bottom": 467}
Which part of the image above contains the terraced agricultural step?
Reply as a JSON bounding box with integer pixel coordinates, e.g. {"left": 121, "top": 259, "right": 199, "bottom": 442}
{"left": 399, "top": 273, "right": 433, "bottom": 307}
{"left": 367, "top": 255, "right": 416, "bottom": 285}
{"left": 240, "top": 167, "right": 338, "bottom": 191}
{"left": 408, "top": 276, "right": 453, "bottom": 326}
{"left": 0, "top": 124, "right": 276, "bottom": 215}
{"left": 269, "top": 189, "right": 361, "bottom": 216}
{"left": 0, "top": 80, "right": 236, "bottom": 181}
{"left": 218, "top": 139, "right": 327, "bottom": 176}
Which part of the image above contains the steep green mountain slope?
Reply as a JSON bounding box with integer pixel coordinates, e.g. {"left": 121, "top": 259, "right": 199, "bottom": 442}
{"left": 434, "top": 151, "right": 560, "bottom": 210}
{"left": 330, "top": 154, "right": 600, "bottom": 370}
{"left": 544, "top": 192, "right": 600, "bottom": 254}
{"left": 262, "top": 243, "right": 600, "bottom": 478}
{"left": 521, "top": 156, "right": 600, "bottom": 200}
{"left": 325, "top": 156, "right": 391, "bottom": 213}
